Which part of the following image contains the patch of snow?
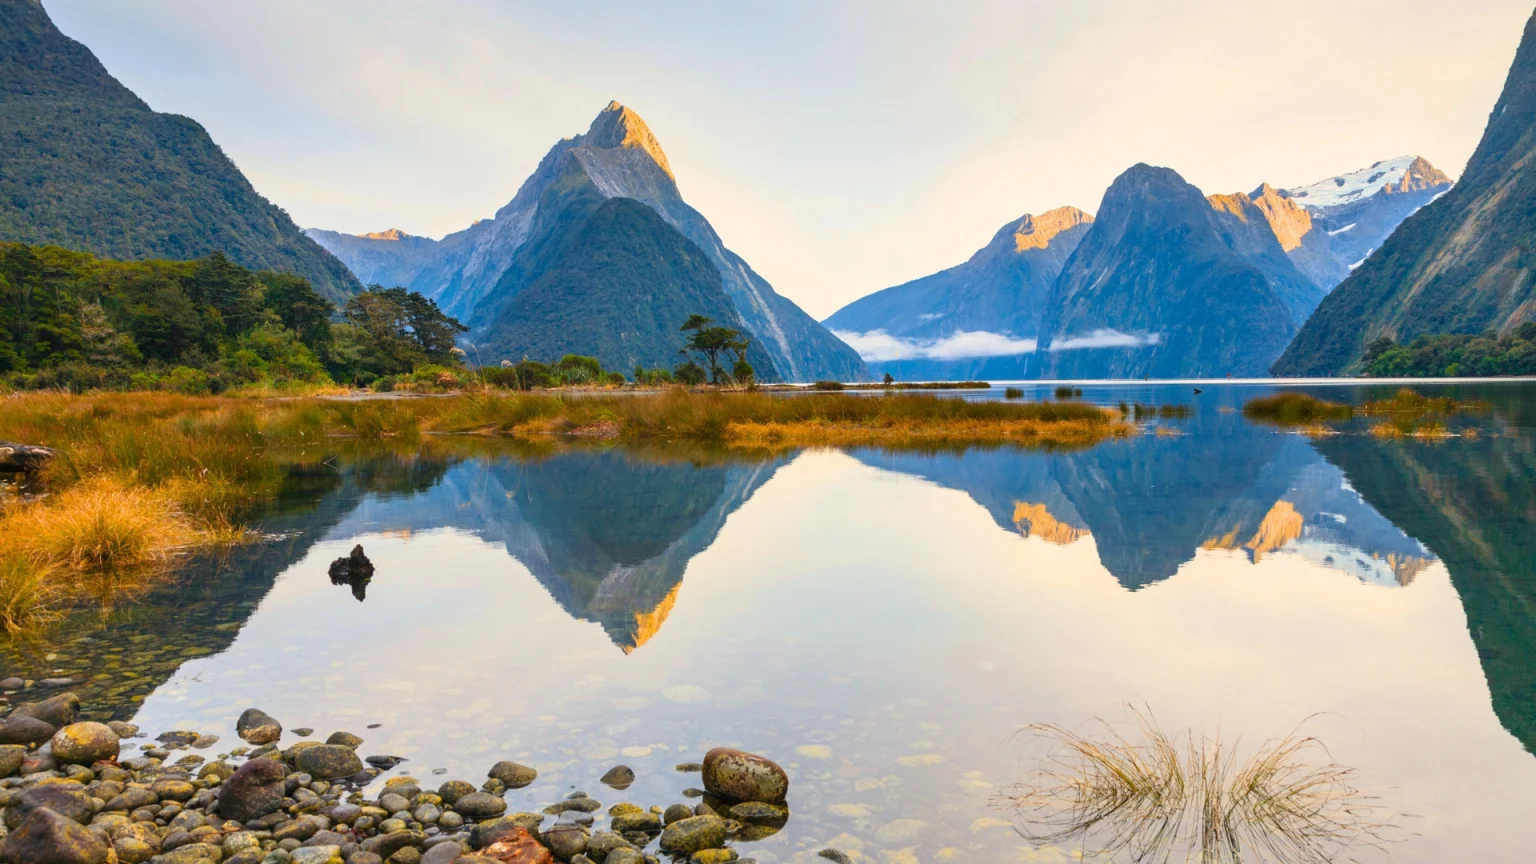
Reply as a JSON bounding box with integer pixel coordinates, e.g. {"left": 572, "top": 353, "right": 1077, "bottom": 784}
{"left": 1287, "top": 156, "right": 1418, "bottom": 210}
{"left": 1327, "top": 223, "right": 1357, "bottom": 236}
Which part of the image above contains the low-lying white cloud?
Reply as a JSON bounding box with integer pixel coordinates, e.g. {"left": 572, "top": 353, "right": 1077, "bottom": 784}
{"left": 832, "top": 329, "right": 1038, "bottom": 362}
{"left": 1047, "top": 329, "right": 1162, "bottom": 351}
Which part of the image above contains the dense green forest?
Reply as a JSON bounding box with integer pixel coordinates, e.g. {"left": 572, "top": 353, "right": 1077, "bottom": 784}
{"left": 1361, "top": 324, "right": 1536, "bottom": 377}
{"left": 0, "top": 243, "right": 746, "bottom": 393}
{"left": 0, "top": 0, "right": 360, "bottom": 302}
{"left": 0, "top": 243, "right": 467, "bottom": 392}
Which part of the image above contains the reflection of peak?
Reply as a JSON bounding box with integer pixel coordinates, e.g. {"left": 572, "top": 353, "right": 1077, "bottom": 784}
{"left": 328, "top": 453, "right": 785, "bottom": 654}
{"left": 619, "top": 582, "right": 681, "bottom": 655}
{"left": 1011, "top": 501, "right": 1090, "bottom": 545}
{"left": 1202, "top": 500, "right": 1304, "bottom": 563}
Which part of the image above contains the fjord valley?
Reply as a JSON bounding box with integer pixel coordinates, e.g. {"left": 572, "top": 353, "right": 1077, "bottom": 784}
{"left": 6, "top": 0, "right": 1536, "bottom": 863}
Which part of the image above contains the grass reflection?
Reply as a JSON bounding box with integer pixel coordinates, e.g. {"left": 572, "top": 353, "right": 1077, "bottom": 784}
{"left": 1001, "top": 706, "right": 1398, "bottom": 863}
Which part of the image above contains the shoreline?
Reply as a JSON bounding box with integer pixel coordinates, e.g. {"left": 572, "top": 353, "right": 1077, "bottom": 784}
{"left": 0, "top": 689, "right": 799, "bottom": 864}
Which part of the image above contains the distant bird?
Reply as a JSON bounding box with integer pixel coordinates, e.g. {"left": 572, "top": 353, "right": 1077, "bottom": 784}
{"left": 1193, "top": 388, "right": 1203, "bottom": 394}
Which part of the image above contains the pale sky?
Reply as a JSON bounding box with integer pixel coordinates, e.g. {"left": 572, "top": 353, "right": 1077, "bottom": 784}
{"left": 46, "top": 0, "right": 1533, "bottom": 319}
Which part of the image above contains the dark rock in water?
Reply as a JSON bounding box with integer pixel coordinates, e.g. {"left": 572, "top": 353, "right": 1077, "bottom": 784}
{"left": 0, "top": 806, "right": 110, "bottom": 864}
{"left": 701, "top": 748, "right": 789, "bottom": 804}
{"left": 9, "top": 691, "right": 80, "bottom": 727}
{"left": 218, "top": 758, "right": 288, "bottom": 822}
{"left": 488, "top": 760, "right": 538, "bottom": 789}
{"left": 35, "top": 677, "right": 75, "bottom": 688}
{"left": 366, "top": 754, "right": 406, "bottom": 769}
{"left": 326, "top": 730, "right": 363, "bottom": 748}
{"left": 235, "top": 708, "right": 282, "bottom": 745}
{"left": 454, "top": 791, "right": 508, "bottom": 821}
{"left": 436, "top": 780, "right": 475, "bottom": 805}
{"left": 0, "top": 677, "right": 23, "bottom": 690}
{"left": 50, "top": 721, "right": 120, "bottom": 765}
{"left": 0, "top": 441, "right": 56, "bottom": 474}
{"left": 328, "top": 544, "right": 375, "bottom": 601}
{"left": 295, "top": 744, "right": 364, "bottom": 779}
{"left": 294, "top": 727, "right": 315, "bottom": 737}
{"left": 0, "top": 714, "right": 56, "bottom": 745}
{"left": 663, "top": 803, "right": 694, "bottom": 825}
{"left": 674, "top": 762, "right": 704, "bottom": 772}
{"left": 818, "top": 850, "right": 853, "bottom": 864}
{"left": 5, "top": 784, "right": 97, "bottom": 829}
{"left": 543, "top": 823, "right": 589, "bottom": 859}
{"left": 156, "top": 730, "right": 201, "bottom": 748}
{"left": 359, "top": 829, "right": 424, "bottom": 860}
{"left": 599, "top": 765, "right": 635, "bottom": 789}
{"left": 729, "top": 801, "right": 789, "bottom": 826}
{"left": 658, "top": 815, "right": 727, "bottom": 855}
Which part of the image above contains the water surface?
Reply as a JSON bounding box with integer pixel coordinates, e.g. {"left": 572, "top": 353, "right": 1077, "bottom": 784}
{"left": 7, "top": 381, "right": 1536, "bottom": 862}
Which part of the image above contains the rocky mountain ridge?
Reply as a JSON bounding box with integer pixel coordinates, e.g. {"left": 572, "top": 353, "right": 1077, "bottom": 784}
{"left": 310, "top": 102, "right": 865, "bottom": 382}
{"left": 1274, "top": 10, "right": 1536, "bottom": 376}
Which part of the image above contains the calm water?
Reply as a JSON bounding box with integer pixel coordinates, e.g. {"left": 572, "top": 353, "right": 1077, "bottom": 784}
{"left": 7, "top": 381, "right": 1536, "bottom": 862}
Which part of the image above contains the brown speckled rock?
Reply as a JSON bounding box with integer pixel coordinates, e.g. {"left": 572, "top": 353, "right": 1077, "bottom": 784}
{"left": 701, "top": 748, "right": 788, "bottom": 803}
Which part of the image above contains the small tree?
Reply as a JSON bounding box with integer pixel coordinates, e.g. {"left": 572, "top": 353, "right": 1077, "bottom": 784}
{"left": 883, "top": 372, "right": 895, "bottom": 386}
{"left": 681, "top": 314, "right": 746, "bottom": 385}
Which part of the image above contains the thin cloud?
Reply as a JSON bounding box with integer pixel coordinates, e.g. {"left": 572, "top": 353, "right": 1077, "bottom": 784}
{"left": 832, "top": 329, "right": 1038, "bottom": 362}
{"left": 1047, "top": 329, "right": 1162, "bottom": 351}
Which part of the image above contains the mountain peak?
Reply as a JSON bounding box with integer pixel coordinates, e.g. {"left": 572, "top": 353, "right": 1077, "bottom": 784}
{"left": 360, "top": 228, "right": 412, "bottom": 241}
{"left": 1286, "top": 156, "right": 1452, "bottom": 210}
{"left": 1243, "top": 183, "right": 1313, "bottom": 252}
{"left": 582, "top": 101, "right": 674, "bottom": 179}
{"left": 1005, "top": 206, "right": 1094, "bottom": 251}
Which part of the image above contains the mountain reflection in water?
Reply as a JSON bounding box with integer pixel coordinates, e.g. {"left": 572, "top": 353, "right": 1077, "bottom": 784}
{"left": 8, "top": 383, "right": 1536, "bottom": 861}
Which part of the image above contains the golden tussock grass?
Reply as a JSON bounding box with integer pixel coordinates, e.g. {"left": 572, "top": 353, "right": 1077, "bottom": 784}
{"left": 722, "top": 417, "right": 1127, "bottom": 449}
{"left": 1242, "top": 392, "right": 1353, "bottom": 426}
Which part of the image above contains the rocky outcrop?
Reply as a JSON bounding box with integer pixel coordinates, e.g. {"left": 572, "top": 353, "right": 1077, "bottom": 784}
{"left": 0, "top": 441, "right": 54, "bottom": 473}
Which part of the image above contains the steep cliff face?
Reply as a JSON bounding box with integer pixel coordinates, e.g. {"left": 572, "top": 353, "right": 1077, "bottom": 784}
{"left": 824, "top": 206, "right": 1093, "bottom": 342}
{"left": 1205, "top": 191, "right": 1327, "bottom": 323}
{"left": 0, "top": 0, "right": 361, "bottom": 302}
{"left": 1273, "top": 11, "right": 1536, "bottom": 376}
{"left": 1036, "top": 164, "right": 1305, "bottom": 379}
{"left": 310, "top": 102, "right": 866, "bottom": 381}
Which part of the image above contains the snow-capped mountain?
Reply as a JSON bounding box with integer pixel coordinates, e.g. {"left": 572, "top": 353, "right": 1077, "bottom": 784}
{"left": 1285, "top": 155, "right": 1451, "bottom": 210}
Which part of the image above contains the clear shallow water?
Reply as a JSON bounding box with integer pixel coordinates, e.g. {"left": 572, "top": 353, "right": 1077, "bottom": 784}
{"left": 8, "top": 382, "right": 1536, "bottom": 862}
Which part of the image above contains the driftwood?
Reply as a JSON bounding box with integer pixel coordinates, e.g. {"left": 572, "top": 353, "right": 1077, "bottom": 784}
{"left": 0, "top": 441, "right": 55, "bottom": 473}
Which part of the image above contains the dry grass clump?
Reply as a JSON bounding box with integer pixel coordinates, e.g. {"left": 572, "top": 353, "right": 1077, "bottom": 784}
{"left": 1243, "top": 393, "right": 1353, "bottom": 426}
{"left": 8, "top": 477, "right": 191, "bottom": 574}
{"left": 0, "top": 477, "right": 200, "bottom": 629}
{"left": 428, "top": 389, "right": 1130, "bottom": 448}
{"left": 1360, "top": 387, "right": 1484, "bottom": 417}
{"left": 1001, "top": 706, "right": 1397, "bottom": 864}
{"left": 0, "top": 553, "right": 62, "bottom": 639}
